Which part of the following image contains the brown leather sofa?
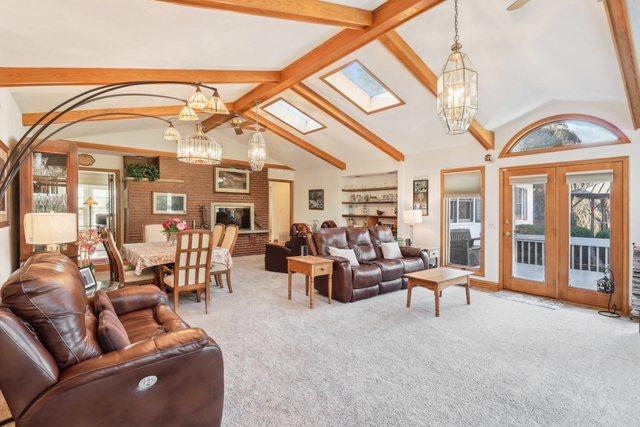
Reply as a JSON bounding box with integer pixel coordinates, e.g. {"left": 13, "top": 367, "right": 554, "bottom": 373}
{"left": 307, "top": 226, "right": 430, "bottom": 303}
{"left": 0, "top": 252, "right": 224, "bottom": 426}
{"left": 265, "top": 223, "right": 310, "bottom": 273}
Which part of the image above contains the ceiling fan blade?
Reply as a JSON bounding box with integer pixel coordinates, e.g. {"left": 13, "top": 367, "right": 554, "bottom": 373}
{"left": 234, "top": 127, "right": 243, "bottom": 135}
{"left": 507, "top": 0, "right": 530, "bottom": 11}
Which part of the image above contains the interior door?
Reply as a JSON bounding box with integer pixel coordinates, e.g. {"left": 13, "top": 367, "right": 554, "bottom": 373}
{"left": 503, "top": 167, "right": 557, "bottom": 298}
{"left": 557, "top": 161, "right": 624, "bottom": 309}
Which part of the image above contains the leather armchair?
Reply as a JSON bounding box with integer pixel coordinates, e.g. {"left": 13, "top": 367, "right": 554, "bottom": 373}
{"left": 265, "top": 223, "right": 310, "bottom": 273}
{"left": 321, "top": 220, "right": 337, "bottom": 228}
{"left": 0, "top": 252, "right": 224, "bottom": 426}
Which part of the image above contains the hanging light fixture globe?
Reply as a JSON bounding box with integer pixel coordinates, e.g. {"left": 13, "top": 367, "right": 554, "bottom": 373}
{"left": 247, "top": 102, "right": 266, "bottom": 172}
{"left": 436, "top": 0, "right": 478, "bottom": 135}
{"left": 177, "top": 123, "right": 222, "bottom": 165}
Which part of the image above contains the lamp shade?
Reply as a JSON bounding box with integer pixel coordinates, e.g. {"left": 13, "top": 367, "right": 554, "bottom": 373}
{"left": 24, "top": 213, "right": 77, "bottom": 244}
{"left": 83, "top": 197, "right": 98, "bottom": 206}
{"left": 402, "top": 209, "right": 423, "bottom": 225}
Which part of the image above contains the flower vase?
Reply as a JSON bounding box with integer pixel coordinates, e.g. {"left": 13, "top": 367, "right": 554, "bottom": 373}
{"left": 167, "top": 232, "right": 177, "bottom": 245}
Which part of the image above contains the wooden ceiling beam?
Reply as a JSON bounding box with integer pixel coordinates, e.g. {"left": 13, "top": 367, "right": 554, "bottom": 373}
{"left": 156, "top": 0, "right": 372, "bottom": 28}
{"left": 0, "top": 67, "right": 280, "bottom": 87}
{"left": 290, "top": 83, "right": 404, "bottom": 161}
{"left": 203, "top": 0, "right": 444, "bottom": 132}
{"left": 244, "top": 110, "right": 346, "bottom": 170}
{"left": 70, "top": 140, "right": 294, "bottom": 170}
{"left": 378, "top": 30, "right": 495, "bottom": 150}
{"left": 604, "top": 0, "right": 640, "bottom": 129}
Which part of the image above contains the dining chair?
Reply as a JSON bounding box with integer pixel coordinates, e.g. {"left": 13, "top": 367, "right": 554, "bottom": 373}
{"left": 211, "top": 224, "right": 238, "bottom": 293}
{"left": 163, "top": 230, "right": 214, "bottom": 313}
{"left": 212, "top": 223, "right": 225, "bottom": 247}
{"left": 143, "top": 223, "right": 166, "bottom": 243}
{"left": 103, "top": 228, "right": 156, "bottom": 285}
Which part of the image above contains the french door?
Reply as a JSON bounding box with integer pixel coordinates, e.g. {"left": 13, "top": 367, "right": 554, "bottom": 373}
{"left": 502, "top": 159, "right": 626, "bottom": 310}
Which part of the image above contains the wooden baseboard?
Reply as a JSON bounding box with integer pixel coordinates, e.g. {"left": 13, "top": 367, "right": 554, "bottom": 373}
{"left": 469, "top": 277, "right": 501, "bottom": 292}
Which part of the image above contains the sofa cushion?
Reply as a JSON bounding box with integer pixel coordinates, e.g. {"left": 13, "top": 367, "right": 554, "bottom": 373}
{"left": 93, "top": 290, "right": 115, "bottom": 316}
{"left": 351, "top": 264, "right": 382, "bottom": 289}
{"left": 401, "top": 257, "right": 425, "bottom": 273}
{"left": 313, "top": 228, "right": 348, "bottom": 256}
{"left": 98, "top": 310, "right": 131, "bottom": 352}
{"left": 347, "top": 228, "right": 377, "bottom": 262}
{"left": 119, "top": 304, "right": 189, "bottom": 343}
{"left": 1, "top": 253, "right": 103, "bottom": 368}
{"left": 381, "top": 242, "right": 402, "bottom": 259}
{"left": 371, "top": 259, "right": 404, "bottom": 281}
{"left": 328, "top": 247, "right": 359, "bottom": 266}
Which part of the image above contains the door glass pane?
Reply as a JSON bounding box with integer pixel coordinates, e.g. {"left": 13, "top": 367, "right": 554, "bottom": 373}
{"left": 568, "top": 179, "right": 611, "bottom": 290}
{"left": 447, "top": 196, "right": 482, "bottom": 268}
{"left": 512, "top": 183, "right": 546, "bottom": 282}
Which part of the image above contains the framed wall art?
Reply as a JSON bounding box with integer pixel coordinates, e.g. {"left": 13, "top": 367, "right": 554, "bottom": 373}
{"left": 308, "top": 189, "right": 324, "bottom": 210}
{"left": 215, "top": 167, "right": 250, "bottom": 194}
{"left": 152, "top": 192, "right": 187, "bottom": 214}
{"left": 413, "top": 179, "right": 429, "bottom": 216}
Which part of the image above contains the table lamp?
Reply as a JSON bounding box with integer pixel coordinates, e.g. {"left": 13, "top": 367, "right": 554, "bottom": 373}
{"left": 24, "top": 212, "right": 77, "bottom": 253}
{"left": 83, "top": 197, "right": 98, "bottom": 228}
{"left": 402, "top": 209, "right": 422, "bottom": 247}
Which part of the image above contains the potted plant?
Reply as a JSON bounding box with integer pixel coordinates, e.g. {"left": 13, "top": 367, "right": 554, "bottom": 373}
{"left": 162, "top": 217, "right": 189, "bottom": 244}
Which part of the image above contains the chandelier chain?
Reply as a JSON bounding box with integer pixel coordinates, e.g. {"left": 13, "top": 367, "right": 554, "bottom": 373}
{"left": 452, "top": 0, "right": 461, "bottom": 50}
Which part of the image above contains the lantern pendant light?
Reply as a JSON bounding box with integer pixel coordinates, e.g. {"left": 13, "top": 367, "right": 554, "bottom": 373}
{"left": 178, "top": 103, "right": 199, "bottom": 121}
{"left": 162, "top": 121, "right": 181, "bottom": 141}
{"left": 204, "top": 89, "right": 230, "bottom": 114}
{"left": 177, "top": 123, "right": 222, "bottom": 165}
{"left": 436, "top": 0, "right": 478, "bottom": 135}
{"left": 248, "top": 102, "right": 266, "bottom": 172}
{"left": 188, "top": 86, "right": 208, "bottom": 110}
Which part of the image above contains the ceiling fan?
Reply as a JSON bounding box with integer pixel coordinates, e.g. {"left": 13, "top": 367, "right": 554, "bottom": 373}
{"left": 206, "top": 113, "right": 265, "bottom": 135}
{"left": 507, "top": 0, "right": 531, "bottom": 11}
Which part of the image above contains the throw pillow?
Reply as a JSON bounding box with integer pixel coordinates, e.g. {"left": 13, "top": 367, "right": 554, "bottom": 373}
{"left": 93, "top": 290, "right": 116, "bottom": 316}
{"left": 327, "top": 247, "right": 360, "bottom": 266}
{"left": 381, "top": 241, "right": 402, "bottom": 259}
{"left": 98, "top": 310, "right": 131, "bottom": 352}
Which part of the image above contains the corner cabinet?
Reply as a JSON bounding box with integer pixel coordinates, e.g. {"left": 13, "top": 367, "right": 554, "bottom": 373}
{"left": 20, "top": 140, "right": 78, "bottom": 262}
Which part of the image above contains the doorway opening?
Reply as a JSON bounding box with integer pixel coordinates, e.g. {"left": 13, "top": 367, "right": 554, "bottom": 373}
{"left": 268, "top": 179, "right": 293, "bottom": 244}
{"left": 500, "top": 157, "right": 628, "bottom": 311}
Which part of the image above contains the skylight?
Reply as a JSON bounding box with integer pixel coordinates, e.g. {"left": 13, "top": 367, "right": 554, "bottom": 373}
{"left": 321, "top": 60, "right": 404, "bottom": 114}
{"left": 262, "top": 98, "right": 325, "bottom": 134}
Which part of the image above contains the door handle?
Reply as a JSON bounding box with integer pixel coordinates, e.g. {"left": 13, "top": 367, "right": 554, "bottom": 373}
{"left": 505, "top": 231, "right": 512, "bottom": 237}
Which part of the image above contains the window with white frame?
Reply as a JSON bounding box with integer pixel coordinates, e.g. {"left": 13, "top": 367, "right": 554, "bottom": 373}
{"left": 514, "top": 186, "right": 528, "bottom": 221}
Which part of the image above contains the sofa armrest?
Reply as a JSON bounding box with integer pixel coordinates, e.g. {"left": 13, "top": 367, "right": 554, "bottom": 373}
{"left": 468, "top": 238, "right": 481, "bottom": 248}
{"left": 400, "top": 246, "right": 430, "bottom": 269}
{"left": 265, "top": 243, "right": 292, "bottom": 257}
{"left": 317, "top": 256, "right": 353, "bottom": 303}
{"left": 107, "top": 285, "right": 168, "bottom": 315}
{"left": 19, "top": 328, "right": 224, "bottom": 426}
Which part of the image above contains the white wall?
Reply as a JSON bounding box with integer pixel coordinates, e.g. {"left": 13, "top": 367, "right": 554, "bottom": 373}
{"left": 0, "top": 90, "right": 27, "bottom": 282}
{"left": 294, "top": 100, "right": 640, "bottom": 287}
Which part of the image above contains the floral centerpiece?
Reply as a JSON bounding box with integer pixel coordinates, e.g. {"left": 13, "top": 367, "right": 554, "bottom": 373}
{"left": 77, "top": 228, "right": 103, "bottom": 268}
{"left": 162, "top": 217, "right": 189, "bottom": 243}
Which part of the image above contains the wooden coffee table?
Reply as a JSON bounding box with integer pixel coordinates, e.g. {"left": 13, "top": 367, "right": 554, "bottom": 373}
{"left": 287, "top": 256, "right": 333, "bottom": 309}
{"left": 405, "top": 267, "right": 474, "bottom": 317}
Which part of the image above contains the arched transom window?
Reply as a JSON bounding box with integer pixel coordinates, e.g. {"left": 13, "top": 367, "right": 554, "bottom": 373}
{"left": 500, "top": 114, "right": 629, "bottom": 158}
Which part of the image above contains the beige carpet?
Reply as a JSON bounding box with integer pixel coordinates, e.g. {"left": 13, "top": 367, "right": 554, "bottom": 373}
{"left": 3, "top": 256, "right": 639, "bottom": 425}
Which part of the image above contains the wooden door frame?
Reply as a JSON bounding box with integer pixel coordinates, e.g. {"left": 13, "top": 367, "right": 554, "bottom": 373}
{"left": 440, "top": 166, "right": 485, "bottom": 277}
{"left": 499, "top": 156, "right": 629, "bottom": 313}
{"left": 79, "top": 167, "right": 123, "bottom": 264}
{"left": 268, "top": 179, "right": 294, "bottom": 240}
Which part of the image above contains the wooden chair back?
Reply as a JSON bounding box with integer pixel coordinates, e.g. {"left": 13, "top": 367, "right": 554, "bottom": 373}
{"left": 173, "top": 230, "right": 214, "bottom": 287}
{"left": 103, "top": 228, "right": 125, "bottom": 282}
{"left": 220, "top": 224, "right": 239, "bottom": 255}
{"left": 212, "top": 223, "right": 226, "bottom": 247}
{"left": 143, "top": 224, "right": 165, "bottom": 243}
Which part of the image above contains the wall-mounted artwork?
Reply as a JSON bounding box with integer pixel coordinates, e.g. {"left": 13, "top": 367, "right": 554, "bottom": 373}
{"left": 0, "top": 141, "right": 9, "bottom": 228}
{"left": 215, "top": 167, "right": 250, "bottom": 194}
{"left": 308, "top": 189, "right": 324, "bottom": 210}
{"left": 413, "top": 179, "right": 429, "bottom": 216}
{"left": 153, "top": 192, "right": 187, "bottom": 214}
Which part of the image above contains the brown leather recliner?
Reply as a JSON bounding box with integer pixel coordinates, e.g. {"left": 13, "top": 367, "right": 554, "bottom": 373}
{"left": 308, "top": 226, "right": 430, "bottom": 303}
{"left": 265, "top": 223, "right": 311, "bottom": 273}
{"left": 0, "top": 252, "right": 224, "bottom": 426}
{"left": 320, "top": 220, "right": 337, "bottom": 228}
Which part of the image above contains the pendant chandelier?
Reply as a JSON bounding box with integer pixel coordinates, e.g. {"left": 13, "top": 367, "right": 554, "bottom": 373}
{"left": 177, "top": 122, "right": 222, "bottom": 165}
{"left": 436, "top": 0, "right": 478, "bottom": 135}
{"left": 248, "top": 102, "right": 267, "bottom": 172}
{"left": 162, "top": 121, "right": 181, "bottom": 141}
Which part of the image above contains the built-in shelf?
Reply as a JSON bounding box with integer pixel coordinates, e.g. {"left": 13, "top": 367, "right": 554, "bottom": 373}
{"left": 342, "top": 214, "right": 397, "bottom": 219}
{"left": 341, "top": 201, "right": 396, "bottom": 205}
{"left": 341, "top": 186, "right": 397, "bottom": 192}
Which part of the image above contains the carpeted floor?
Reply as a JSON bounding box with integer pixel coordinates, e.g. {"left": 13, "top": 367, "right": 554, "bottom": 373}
{"left": 177, "top": 256, "right": 640, "bottom": 426}
{"left": 3, "top": 256, "right": 639, "bottom": 425}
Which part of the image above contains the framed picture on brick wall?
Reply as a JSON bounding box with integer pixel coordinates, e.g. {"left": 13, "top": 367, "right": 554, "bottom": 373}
{"left": 215, "top": 167, "right": 250, "bottom": 194}
{"left": 0, "top": 140, "right": 9, "bottom": 228}
{"left": 153, "top": 192, "right": 187, "bottom": 214}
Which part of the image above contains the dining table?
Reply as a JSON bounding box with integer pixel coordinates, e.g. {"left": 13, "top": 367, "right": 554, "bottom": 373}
{"left": 122, "top": 241, "right": 233, "bottom": 282}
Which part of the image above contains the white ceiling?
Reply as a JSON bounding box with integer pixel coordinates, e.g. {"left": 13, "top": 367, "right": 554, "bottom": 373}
{"left": 3, "top": 0, "right": 633, "bottom": 170}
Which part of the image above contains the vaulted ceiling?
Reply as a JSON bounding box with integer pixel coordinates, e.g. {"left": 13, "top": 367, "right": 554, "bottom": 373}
{"left": 0, "top": 0, "right": 635, "bottom": 170}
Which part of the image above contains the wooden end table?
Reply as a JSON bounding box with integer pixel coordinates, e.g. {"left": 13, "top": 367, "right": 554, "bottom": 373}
{"left": 405, "top": 267, "right": 474, "bottom": 317}
{"left": 287, "top": 256, "right": 333, "bottom": 309}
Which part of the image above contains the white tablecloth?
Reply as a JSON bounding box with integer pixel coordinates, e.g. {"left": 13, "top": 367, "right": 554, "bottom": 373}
{"left": 122, "top": 241, "right": 232, "bottom": 275}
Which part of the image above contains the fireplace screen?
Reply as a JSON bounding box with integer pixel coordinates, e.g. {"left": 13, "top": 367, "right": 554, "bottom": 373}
{"left": 213, "top": 205, "right": 253, "bottom": 230}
